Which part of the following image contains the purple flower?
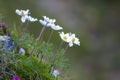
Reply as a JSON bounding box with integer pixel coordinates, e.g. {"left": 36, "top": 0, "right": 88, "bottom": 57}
{"left": 3, "top": 35, "right": 15, "bottom": 50}
{"left": 0, "top": 22, "right": 5, "bottom": 27}
{"left": 12, "top": 76, "right": 20, "bottom": 80}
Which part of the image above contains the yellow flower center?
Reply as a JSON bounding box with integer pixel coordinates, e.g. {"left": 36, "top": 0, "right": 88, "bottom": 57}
{"left": 63, "top": 36, "right": 67, "bottom": 41}
{"left": 21, "top": 10, "right": 24, "bottom": 16}
{"left": 72, "top": 38, "right": 76, "bottom": 42}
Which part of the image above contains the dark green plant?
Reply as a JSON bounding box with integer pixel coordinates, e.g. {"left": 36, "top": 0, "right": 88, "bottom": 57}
{"left": 0, "top": 26, "right": 69, "bottom": 80}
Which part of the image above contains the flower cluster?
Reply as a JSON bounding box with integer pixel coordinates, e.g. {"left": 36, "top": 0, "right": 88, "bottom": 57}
{"left": 15, "top": 8, "right": 80, "bottom": 38}
{"left": 15, "top": 10, "right": 80, "bottom": 47}
{"left": 38, "top": 15, "right": 80, "bottom": 47}
{"left": 40, "top": 16, "right": 63, "bottom": 30}
{"left": 16, "top": 9, "right": 37, "bottom": 23}
{"left": 0, "top": 35, "right": 15, "bottom": 51}
{"left": 59, "top": 32, "right": 80, "bottom": 47}
{"left": 40, "top": 16, "right": 56, "bottom": 27}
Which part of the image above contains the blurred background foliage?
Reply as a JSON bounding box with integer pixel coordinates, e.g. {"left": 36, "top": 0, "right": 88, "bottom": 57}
{"left": 0, "top": 0, "right": 120, "bottom": 80}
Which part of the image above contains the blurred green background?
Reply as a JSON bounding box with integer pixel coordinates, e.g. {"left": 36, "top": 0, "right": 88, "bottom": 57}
{"left": 0, "top": 0, "right": 120, "bottom": 80}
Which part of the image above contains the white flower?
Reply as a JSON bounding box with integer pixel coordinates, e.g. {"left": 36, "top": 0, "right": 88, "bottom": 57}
{"left": 43, "top": 16, "right": 50, "bottom": 22}
{"left": 39, "top": 20, "right": 47, "bottom": 26}
{"left": 26, "top": 16, "right": 38, "bottom": 22}
{"left": 15, "top": 9, "right": 31, "bottom": 23}
{"left": 50, "top": 24, "right": 63, "bottom": 30}
{"left": 43, "top": 16, "right": 56, "bottom": 24}
{"left": 59, "top": 32, "right": 71, "bottom": 43}
{"left": 0, "top": 36, "right": 5, "bottom": 41}
{"left": 52, "top": 69, "right": 60, "bottom": 77}
{"left": 21, "top": 15, "right": 38, "bottom": 23}
{"left": 39, "top": 16, "right": 56, "bottom": 27}
{"left": 19, "top": 48, "right": 25, "bottom": 55}
{"left": 69, "top": 33, "right": 80, "bottom": 47}
{"left": 21, "top": 15, "right": 28, "bottom": 23}
{"left": 16, "top": 9, "right": 30, "bottom": 16}
{"left": 59, "top": 32, "right": 80, "bottom": 47}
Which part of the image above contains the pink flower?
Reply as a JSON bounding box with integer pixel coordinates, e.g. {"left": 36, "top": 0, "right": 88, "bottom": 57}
{"left": 12, "top": 76, "right": 20, "bottom": 80}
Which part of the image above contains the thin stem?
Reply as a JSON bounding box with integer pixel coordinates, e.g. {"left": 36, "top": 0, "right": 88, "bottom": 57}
{"left": 47, "top": 30, "right": 54, "bottom": 44}
{"left": 51, "top": 65, "right": 56, "bottom": 74}
{"left": 30, "top": 39, "right": 37, "bottom": 54}
{"left": 37, "top": 26, "right": 46, "bottom": 41}
{"left": 25, "top": 22, "right": 29, "bottom": 31}
{"left": 63, "top": 44, "right": 69, "bottom": 54}
{"left": 20, "top": 22, "right": 24, "bottom": 32}
{"left": 58, "top": 41, "right": 64, "bottom": 52}
{"left": 45, "top": 30, "right": 54, "bottom": 55}
{"left": 13, "top": 23, "right": 17, "bottom": 31}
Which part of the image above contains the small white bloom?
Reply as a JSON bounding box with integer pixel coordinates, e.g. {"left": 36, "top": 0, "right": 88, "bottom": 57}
{"left": 0, "top": 36, "right": 5, "bottom": 41}
{"left": 59, "top": 32, "right": 80, "bottom": 47}
{"left": 16, "top": 9, "right": 31, "bottom": 23}
{"left": 52, "top": 69, "right": 60, "bottom": 77}
{"left": 19, "top": 48, "right": 25, "bottom": 55}
{"left": 49, "top": 19, "right": 56, "bottom": 24}
{"left": 69, "top": 33, "right": 80, "bottom": 47}
{"left": 43, "top": 16, "right": 56, "bottom": 23}
{"left": 40, "top": 16, "right": 56, "bottom": 27}
{"left": 59, "top": 32, "right": 71, "bottom": 43}
{"left": 26, "top": 16, "right": 38, "bottom": 22}
{"left": 51, "top": 24, "right": 63, "bottom": 30}
{"left": 39, "top": 20, "right": 47, "bottom": 26}
{"left": 15, "top": 9, "right": 30, "bottom": 16}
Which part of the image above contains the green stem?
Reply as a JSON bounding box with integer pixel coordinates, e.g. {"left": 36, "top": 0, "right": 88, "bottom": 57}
{"left": 25, "top": 22, "right": 29, "bottom": 31}
{"left": 63, "top": 44, "right": 69, "bottom": 54}
{"left": 58, "top": 41, "right": 64, "bottom": 52}
{"left": 37, "top": 26, "right": 46, "bottom": 41}
{"left": 47, "top": 30, "right": 54, "bottom": 44}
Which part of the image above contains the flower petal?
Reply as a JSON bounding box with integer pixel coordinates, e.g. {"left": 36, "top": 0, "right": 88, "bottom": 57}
{"left": 69, "top": 42, "right": 73, "bottom": 47}
{"left": 21, "top": 16, "right": 27, "bottom": 23}
{"left": 39, "top": 20, "right": 47, "bottom": 26}
{"left": 15, "top": 9, "right": 21, "bottom": 16}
